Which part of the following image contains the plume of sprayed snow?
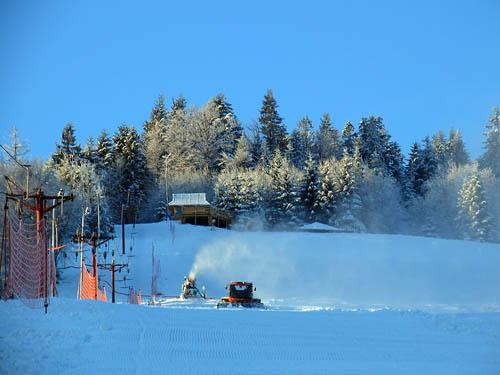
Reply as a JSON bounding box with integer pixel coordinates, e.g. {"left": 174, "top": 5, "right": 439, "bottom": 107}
{"left": 189, "top": 237, "right": 295, "bottom": 293}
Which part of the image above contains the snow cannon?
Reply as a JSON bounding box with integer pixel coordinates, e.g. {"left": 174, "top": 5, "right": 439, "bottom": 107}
{"left": 181, "top": 275, "right": 206, "bottom": 299}
{"left": 216, "top": 281, "right": 264, "bottom": 308}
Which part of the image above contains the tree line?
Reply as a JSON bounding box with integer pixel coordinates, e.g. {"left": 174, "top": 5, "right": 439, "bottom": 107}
{"left": 2, "top": 91, "right": 499, "bottom": 243}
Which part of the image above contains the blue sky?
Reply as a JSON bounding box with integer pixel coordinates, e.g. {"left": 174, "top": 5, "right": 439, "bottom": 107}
{"left": 1, "top": 0, "right": 499, "bottom": 159}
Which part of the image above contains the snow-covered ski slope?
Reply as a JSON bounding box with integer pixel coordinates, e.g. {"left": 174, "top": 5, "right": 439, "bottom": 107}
{"left": 2, "top": 221, "right": 500, "bottom": 374}
{"left": 2, "top": 298, "right": 500, "bottom": 375}
{"left": 110, "top": 222, "right": 500, "bottom": 311}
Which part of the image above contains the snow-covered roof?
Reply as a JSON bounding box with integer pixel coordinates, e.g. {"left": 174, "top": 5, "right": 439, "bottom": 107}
{"left": 299, "top": 222, "right": 344, "bottom": 232}
{"left": 168, "top": 193, "right": 210, "bottom": 206}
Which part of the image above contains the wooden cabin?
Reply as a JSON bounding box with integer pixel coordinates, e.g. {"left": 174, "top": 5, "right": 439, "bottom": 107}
{"left": 168, "top": 193, "right": 231, "bottom": 228}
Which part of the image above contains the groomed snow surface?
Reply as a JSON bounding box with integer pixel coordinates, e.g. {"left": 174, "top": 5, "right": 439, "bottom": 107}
{"left": 2, "top": 222, "right": 500, "bottom": 374}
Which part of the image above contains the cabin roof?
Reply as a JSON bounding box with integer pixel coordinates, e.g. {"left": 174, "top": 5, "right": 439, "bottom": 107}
{"left": 168, "top": 193, "right": 210, "bottom": 206}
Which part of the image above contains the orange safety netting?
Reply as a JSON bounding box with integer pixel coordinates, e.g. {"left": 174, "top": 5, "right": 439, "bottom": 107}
{"left": 79, "top": 262, "right": 107, "bottom": 302}
{"left": 128, "top": 287, "right": 142, "bottom": 304}
{"left": 4, "top": 210, "right": 51, "bottom": 309}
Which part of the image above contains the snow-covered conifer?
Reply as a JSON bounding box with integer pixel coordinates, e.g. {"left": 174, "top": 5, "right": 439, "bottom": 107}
{"left": 163, "top": 96, "right": 190, "bottom": 172}
{"left": 143, "top": 95, "right": 168, "bottom": 178}
{"left": 290, "top": 116, "right": 314, "bottom": 168}
{"left": 405, "top": 139, "right": 436, "bottom": 198}
{"left": 221, "top": 135, "right": 252, "bottom": 170}
{"left": 81, "top": 137, "right": 96, "bottom": 164}
{"left": 96, "top": 130, "right": 114, "bottom": 169}
{"left": 384, "top": 141, "right": 404, "bottom": 184}
{"left": 143, "top": 94, "right": 167, "bottom": 133}
{"left": 300, "top": 155, "right": 321, "bottom": 223}
{"left": 479, "top": 107, "right": 500, "bottom": 177}
{"left": 318, "top": 159, "right": 337, "bottom": 224}
{"left": 431, "top": 131, "right": 448, "bottom": 169}
{"left": 266, "top": 151, "right": 300, "bottom": 228}
{"left": 51, "top": 122, "right": 81, "bottom": 165}
{"left": 357, "top": 116, "right": 385, "bottom": 162}
{"left": 333, "top": 151, "right": 366, "bottom": 232}
{"left": 214, "top": 171, "right": 240, "bottom": 213}
{"left": 315, "top": 113, "right": 341, "bottom": 161}
{"left": 112, "top": 125, "right": 150, "bottom": 222}
{"left": 341, "top": 121, "right": 356, "bottom": 156}
{"left": 248, "top": 123, "right": 263, "bottom": 167}
{"left": 259, "top": 89, "right": 288, "bottom": 157}
{"left": 211, "top": 93, "right": 243, "bottom": 156}
{"left": 457, "top": 171, "right": 493, "bottom": 242}
{"left": 447, "top": 129, "right": 469, "bottom": 166}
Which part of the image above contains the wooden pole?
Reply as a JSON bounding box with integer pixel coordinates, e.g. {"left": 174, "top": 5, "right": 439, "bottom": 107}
{"left": 34, "top": 191, "right": 48, "bottom": 313}
{"left": 121, "top": 204, "right": 125, "bottom": 255}
{"left": 91, "top": 234, "right": 97, "bottom": 300}
{"left": 6, "top": 219, "right": 11, "bottom": 291}
{"left": 24, "top": 166, "right": 30, "bottom": 200}
{"left": 97, "top": 193, "right": 101, "bottom": 242}
{"left": 0, "top": 203, "right": 7, "bottom": 290}
{"left": 111, "top": 253, "right": 115, "bottom": 303}
{"left": 78, "top": 207, "right": 85, "bottom": 300}
{"left": 51, "top": 199, "right": 56, "bottom": 297}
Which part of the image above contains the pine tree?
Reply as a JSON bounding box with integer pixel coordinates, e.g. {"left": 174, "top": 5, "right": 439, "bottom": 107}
{"left": 215, "top": 169, "right": 262, "bottom": 229}
{"left": 421, "top": 136, "right": 438, "bottom": 180}
{"left": 357, "top": 116, "right": 393, "bottom": 174}
{"left": 237, "top": 171, "right": 261, "bottom": 227}
{"left": 300, "top": 155, "right": 321, "bottom": 223}
{"left": 266, "top": 151, "right": 284, "bottom": 226}
{"left": 358, "top": 117, "right": 379, "bottom": 161}
{"left": 457, "top": 172, "right": 493, "bottom": 242}
{"left": 479, "top": 107, "right": 500, "bottom": 177}
{"left": 170, "top": 95, "right": 187, "bottom": 114}
{"left": 318, "top": 160, "right": 337, "bottom": 224}
{"left": 51, "top": 122, "right": 81, "bottom": 165}
{"left": 267, "top": 151, "right": 299, "bottom": 228}
{"left": 81, "top": 137, "right": 96, "bottom": 164}
{"left": 259, "top": 89, "right": 287, "bottom": 157}
{"left": 221, "top": 134, "right": 252, "bottom": 170}
{"left": 352, "top": 138, "right": 364, "bottom": 180}
{"left": 248, "top": 123, "right": 263, "bottom": 167}
{"left": 334, "top": 151, "right": 366, "bottom": 232}
{"left": 112, "top": 125, "right": 149, "bottom": 222}
{"left": 384, "top": 141, "right": 404, "bottom": 184}
{"left": 341, "top": 121, "right": 356, "bottom": 156}
{"left": 215, "top": 171, "right": 241, "bottom": 213}
{"left": 96, "top": 130, "right": 114, "bottom": 169}
{"left": 369, "top": 150, "right": 385, "bottom": 173}
{"left": 431, "top": 131, "right": 448, "bottom": 168}
{"left": 315, "top": 113, "right": 341, "bottom": 161}
{"left": 406, "top": 137, "right": 438, "bottom": 198}
{"left": 163, "top": 95, "right": 189, "bottom": 172}
{"left": 405, "top": 142, "right": 426, "bottom": 197}
{"left": 143, "top": 94, "right": 167, "bottom": 133}
{"left": 290, "top": 116, "right": 314, "bottom": 168}
{"left": 238, "top": 172, "right": 259, "bottom": 212}
{"left": 447, "top": 129, "right": 469, "bottom": 166}
{"left": 211, "top": 93, "right": 243, "bottom": 155}
{"left": 143, "top": 95, "right": 168, "bottom": 178}
{"left": 94, "top": 130, "right": 116, "bottom": 223}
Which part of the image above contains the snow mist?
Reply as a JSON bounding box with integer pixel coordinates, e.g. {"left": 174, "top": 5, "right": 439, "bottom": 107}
{"left": 188, "top": 231, "right": 500, "bottom": 311}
